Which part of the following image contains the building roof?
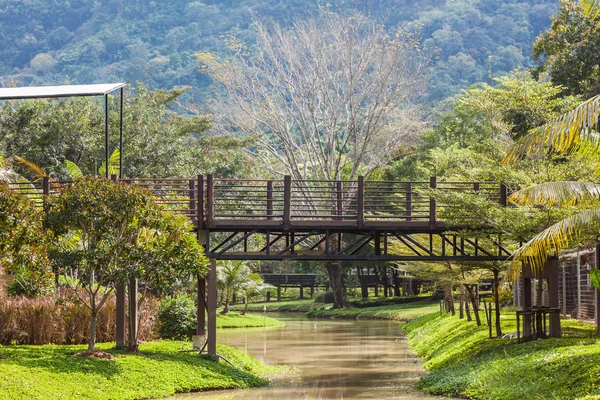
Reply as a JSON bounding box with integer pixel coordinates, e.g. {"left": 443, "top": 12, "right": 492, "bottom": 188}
{"left": 0, "top": 83, "right": 126, "bottom": 100}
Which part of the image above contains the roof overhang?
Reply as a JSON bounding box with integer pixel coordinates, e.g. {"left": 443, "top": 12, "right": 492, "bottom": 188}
{"left": 0, "top": 83, "right": 126, "bottom": 100}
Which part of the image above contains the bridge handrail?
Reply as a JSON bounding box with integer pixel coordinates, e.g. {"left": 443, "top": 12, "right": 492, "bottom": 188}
{"left": 6, "top": 174, "right": 508, "bottom": 227}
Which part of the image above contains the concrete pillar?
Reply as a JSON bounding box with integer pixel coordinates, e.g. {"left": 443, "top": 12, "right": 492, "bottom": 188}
{"left": 197, "top": 276, "right": 206, "bottom": 336}
{"left": 543, "top": 257, "right": 561, "bottom": 338}
{"left": 207, "top": 259, "right": 217, "bottom": 357}
{"left": 115, "top": 283, "right": 126, "bottom": 347}
{"left": 522, "top": 263, "right": 532, "bottom": 337}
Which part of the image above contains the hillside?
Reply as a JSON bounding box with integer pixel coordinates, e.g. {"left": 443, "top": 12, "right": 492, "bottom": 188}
{"left": 0, "top": 0, "right": 558, "bottom": 102}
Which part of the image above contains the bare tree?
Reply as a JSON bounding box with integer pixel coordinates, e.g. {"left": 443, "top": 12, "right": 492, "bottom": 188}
{"left": 198, "top": 11, "right": 428, "bottom": 308}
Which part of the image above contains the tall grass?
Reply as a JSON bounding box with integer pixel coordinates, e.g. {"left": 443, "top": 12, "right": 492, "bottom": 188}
{"left": 0, "top": 292, "right": 158, "bottom": 345}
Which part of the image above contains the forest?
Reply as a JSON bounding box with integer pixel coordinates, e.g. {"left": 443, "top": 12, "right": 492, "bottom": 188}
{"left": 0, "top": 0, "right": 558, "bottom": 102}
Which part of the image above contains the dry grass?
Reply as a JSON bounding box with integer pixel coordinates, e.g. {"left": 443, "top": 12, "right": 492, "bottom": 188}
{"left": 0, "top": 292, "right": 158, "bottom": 345}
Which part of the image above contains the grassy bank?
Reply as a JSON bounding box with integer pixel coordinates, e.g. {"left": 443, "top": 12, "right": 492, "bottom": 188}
{"left": 0, "top": 340, "right": 284, "bottom": 399}
{"left": 405, "top": 312, "right": 600, "bottom": 399}
{"left": 217, "top": 312, "right": 284, "bottom": 328}
{"left": 229, "top": 299, "right": 316, "bottom": 313}
{"left": 306, "top": 299, "right": 439, "bottom": 321}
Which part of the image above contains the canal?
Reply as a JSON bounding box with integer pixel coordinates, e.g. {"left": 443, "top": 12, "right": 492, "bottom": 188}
{"left": 176, "top": 314, "right": 443, "bottom": 399}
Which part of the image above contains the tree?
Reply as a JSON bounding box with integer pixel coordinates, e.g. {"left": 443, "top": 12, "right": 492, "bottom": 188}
{"left": 505, "top": 94, "right": 600, "bottom": 275}
{"left": 0, "top": 182, "right": 52, "bottom": 296}
{"left": 532, "top": 0, "right": 600, "bottom": 98}
{"left": 198, "top": 12, "right": 428, "bottom": 308}
{"left": 45, "top": 176, "right": 208, "bottom": 353}
{"left": 217, "top": 260, "right": 254, "bottom": 315}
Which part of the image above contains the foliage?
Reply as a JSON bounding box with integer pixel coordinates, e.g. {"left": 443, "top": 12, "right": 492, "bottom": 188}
{"left": 215, "top": 312, "right": 283, "bottom": 329}
{"left": 0, "top": 85, "right": 215, "bottom": 180}
{"left": 45, "top": 176, "right": 208, "bottom": 351}
{"left": 533, "top": 0, "right": 600, "bottom": 98}
{"left": 156, "top": 293, "right": 197, "bottom": 340}
{"left": 229, "top": 299, "right": 316, "bottom": 313}
{"left": 0, "top": 182, "right": 52, "bottom": 296}
{"left": 0, "top": 0, "right": 557, "bottom": 103}
{"left": 313, "top": 291, "right": 335, "bottom": 304}
{"left": 0, "top": 341, "right": 281, "bottom": 399}
{"left": 405, "top": 312, "right": 600, "bottom": 399}
{"left": 216, "top": 260, "right": 258, "bottom": 315}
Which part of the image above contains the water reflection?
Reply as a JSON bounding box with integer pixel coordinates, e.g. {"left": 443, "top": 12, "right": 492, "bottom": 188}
{"left": 175, "top": 315, "right": 444, "bottom": 400}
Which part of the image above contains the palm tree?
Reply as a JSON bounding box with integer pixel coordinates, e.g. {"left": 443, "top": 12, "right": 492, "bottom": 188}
{"left": 506, "top": 93, "right": 600, "bottom": 276}
{"left": 216, "top": 260, "right": 254, "bottom": 315}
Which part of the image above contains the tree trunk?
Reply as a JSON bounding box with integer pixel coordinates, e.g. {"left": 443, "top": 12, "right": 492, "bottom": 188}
{"left": 493, "top": 269, "right": 502, "bottom": 337}
{"left": 221, "top": 290, "right": 230, "bottom": 314}
{"left": 88, "top": 311, "right": 97, "bottom": 351}
{"left": 465, "top": 288, "right": 472, "bottom": 322}
{"left": 466, "top": 284, "right": 481, "bottom": 326}
{"left": 393, "top": 269, "right": 401, "bottom": 297}
{"left": 242, "top": 298, "right": 248, "bottom": 315}
{"left": 447, "top": 284, "right": 455, "bottom": 316}
{"left": 326, "top": 261, "right": 347, "bottom": 308}
{"left": 459, "top": 285, "right": 465, "bottom": 319}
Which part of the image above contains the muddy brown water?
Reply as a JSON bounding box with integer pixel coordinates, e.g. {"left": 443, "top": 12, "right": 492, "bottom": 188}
{"left": 174, "top": 314, "right": 445, "bottom": 400}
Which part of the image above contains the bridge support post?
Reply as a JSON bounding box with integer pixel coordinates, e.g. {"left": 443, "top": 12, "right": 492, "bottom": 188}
{"left": 116, "top": 284, "right": 126, "bottom": 347}
{"left": 207, "top": 259, "right": 217, "bottom": 358}
{"left": 522, "top": 263, "right": 532, "bottom": 337}
{"left": 277, "top": 286, "right": 281, "bottom": 302}
{"left": 197, "top": 276, "right": 206, "bottom": 337}
{"left": 543, "top": 257, "right": 561, "bottom": 338}
{"left": 299, "top": 286, "right": 304, "bottom": 299}
{"left": 596, "top": 244, "right": 600, "bottom": 335}
{"left": 310, "top": 286, "right": 314, "bottom": 299}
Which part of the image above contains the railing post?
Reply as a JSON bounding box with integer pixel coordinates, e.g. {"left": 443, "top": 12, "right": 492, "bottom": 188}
{"left": 429, "top": 176, "right": 437, "bottom": 226}
{"left": 189, "top": 179, "right": 196, "bottom": 224}
{"left": 206, "top": 174, "right": 214, "bottom": 228}
{"left": 267, "top": 180, "right": 274, "bottom": 220}
{"left": 42, "top": 176, "right": 50, "bottom": 196}
{"left": 357, "top": 176, "right": 364, "bottom": 228}
{"left": 283, "top": 175, "right": 291, "bottom": 230}
{"left": 500, "top": 183, "right": 507, "bottom": 206}
{"left": 336, "top": 180, "right": 343, "bottom": 220}
{"left": 406, "top": 182, "right": 412, "bottom": 221}
{"left": 197, "top": 175, "right": 205, "bottom": 229}
{"left": 474, "top": 182, "right": 480, "bottom": 192}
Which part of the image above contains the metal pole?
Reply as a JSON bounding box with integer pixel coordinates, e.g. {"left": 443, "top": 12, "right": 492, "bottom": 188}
{"left": 104, "top": 94, "right": 109, "bottom": 178}
{"left": 119, "top": 87, "right": 124, "bottom": 178}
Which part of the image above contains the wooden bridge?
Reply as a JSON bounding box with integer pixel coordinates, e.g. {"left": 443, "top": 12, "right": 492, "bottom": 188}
{"left": 9, "top": 174, "right": 513, "bottom": 262}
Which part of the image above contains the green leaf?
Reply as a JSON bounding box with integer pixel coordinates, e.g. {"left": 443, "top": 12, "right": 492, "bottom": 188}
{"left": 64, "top": 160, "right": 83, "bottom": 179}
{"left": 590, "top": 269, "right": 600, "bottom": 291}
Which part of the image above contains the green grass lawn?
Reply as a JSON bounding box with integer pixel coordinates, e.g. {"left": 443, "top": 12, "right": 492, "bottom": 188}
{"left": 229, "top": 299, "right": 317, "bottom": 313}
{"left": 405, "top": 311, "right": 600, "bottom": 399}
{"left": 217, "top": 312, "right": 284, "bottom": 328}
{"left": 0, "top": 340, "right": 284, "bottom": 400}
{"left": 306, "top": 299, "right": 439, "bottom": 321}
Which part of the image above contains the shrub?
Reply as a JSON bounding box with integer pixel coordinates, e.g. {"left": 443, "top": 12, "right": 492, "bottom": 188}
{"left": 157, "top": 294, "right": 197, "bottom": 340}
{"left": 314, "top": 290, "right": 334, "bottom": 304}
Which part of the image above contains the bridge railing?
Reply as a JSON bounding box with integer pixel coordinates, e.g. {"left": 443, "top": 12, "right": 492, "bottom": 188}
{"left": 6, "top": 174, "right": 508, "bottom": 227}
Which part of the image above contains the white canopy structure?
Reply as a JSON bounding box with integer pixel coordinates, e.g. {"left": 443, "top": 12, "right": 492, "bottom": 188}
{"left": 0, "top": 83, "right": 126, "bottom": 177}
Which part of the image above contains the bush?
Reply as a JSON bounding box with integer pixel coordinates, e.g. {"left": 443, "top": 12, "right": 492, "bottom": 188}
{"left": 157, "top": 294, "right": 197, "bottom": 340}
{"left": 314, "top": 291, "right": 334, "bottom": 304}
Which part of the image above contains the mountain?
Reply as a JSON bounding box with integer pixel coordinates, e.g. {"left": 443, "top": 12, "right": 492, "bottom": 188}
{"left": 0, "top": 0, "right": 558, "bottom": 102}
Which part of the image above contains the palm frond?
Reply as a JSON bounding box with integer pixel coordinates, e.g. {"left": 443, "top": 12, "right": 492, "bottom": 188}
{"left": 510, "top": 181, "right": 600, "bottom": 207}
{"left": 510, "top": 208, "right": 600, "bottom": 277}
{"left": 582, "top": 0, "right": 600, "bottom": 22}
{"left": 13, "top": 156, "right": 51, "bottom": 182}
{"left": 98, "top": 148, "right": 120, "bottom": 177}
{"left": 504, "top": 94, "right": 600, "bottom": 162}
{"left": 64, "top": 160, "right": 83, "bottom": 179}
